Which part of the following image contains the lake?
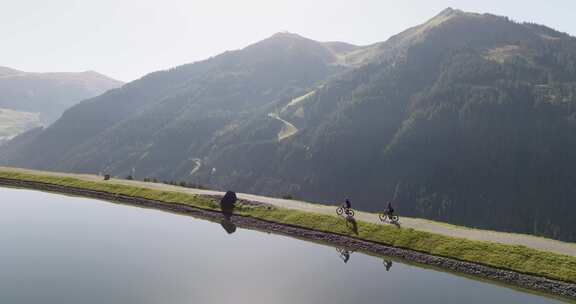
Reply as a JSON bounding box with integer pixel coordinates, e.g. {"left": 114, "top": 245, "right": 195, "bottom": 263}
{"left": 0, "top": 187, "right": 569, "bottom": 303}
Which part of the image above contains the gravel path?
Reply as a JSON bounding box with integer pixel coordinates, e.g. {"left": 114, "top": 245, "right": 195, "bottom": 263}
{"left": 3, "top": 166, "right": 576, "bottom": 257}
{"left": 267, "top": 112, "right": 298, "bottom": 141}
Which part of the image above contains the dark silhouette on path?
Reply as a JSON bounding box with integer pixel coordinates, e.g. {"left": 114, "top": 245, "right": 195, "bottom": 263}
{"left": 219, "top": 191, "right": 238, "bottom": 234}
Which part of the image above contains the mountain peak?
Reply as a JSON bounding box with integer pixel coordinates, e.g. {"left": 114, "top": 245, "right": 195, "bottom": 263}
{"left": 270, "top": 31, "right": 306, "bottom": 39}
{"left": 383, "top": 7, "right": 515, "bottom": 50}
{"left": 261, "top": 32, "right": 317, "bottom": 45}
{"left": 425, "top": 7, "right": 495, "bottom": 27}
{"left": 438, "top": 7, "right": 454, "bottom": 15}
{"left": 80, "top": 70, "right": 114, "bottom": 79}
{"left": 248, "top": 32, "right": 320, "bottom": 49}
{"left": 245, "top": 32, "right": 330, "bottom": 54}
{"left": 428, "top": 7, "right": 476, "bottom": 25}
{"left": 436, "top": 7, "right": 464, "bottom": 17}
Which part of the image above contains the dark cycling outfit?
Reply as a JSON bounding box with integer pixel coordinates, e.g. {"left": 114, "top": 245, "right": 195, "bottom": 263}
{"left": 386, "top": 202, "right": 394, "bottom": 215}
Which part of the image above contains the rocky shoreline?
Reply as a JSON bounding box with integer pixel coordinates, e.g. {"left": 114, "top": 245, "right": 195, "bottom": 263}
{"left": 1, "top": 177, "right": 575, "bottom": 300}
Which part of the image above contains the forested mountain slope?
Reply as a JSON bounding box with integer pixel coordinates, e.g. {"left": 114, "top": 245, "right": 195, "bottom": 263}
{"left": 0, "top": 33, "right": 358, "bottom": 175}
{"left": 3, "top": 9, "right": 576, "bottom": 241}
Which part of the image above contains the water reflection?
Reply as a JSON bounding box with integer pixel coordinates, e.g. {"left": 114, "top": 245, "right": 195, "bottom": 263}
{"left": 220, "top": 218, "right": 237, "bottom": 234}
{"left": 383, "top": 260, "right": 393, "bottom": 272}
{"left": 336, "top": 247, "right": 354, "bottom": 264}
{"left": 0, "top": 187, "right": 568, "bottom": 304}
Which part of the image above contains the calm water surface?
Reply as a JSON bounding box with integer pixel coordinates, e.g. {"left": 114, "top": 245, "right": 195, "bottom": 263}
{"left": 0, "top": 187, "right": 570, "bottom": 304}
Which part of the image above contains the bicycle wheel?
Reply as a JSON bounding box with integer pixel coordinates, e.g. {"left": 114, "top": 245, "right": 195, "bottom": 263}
{"left": 391, "top": 216, "right": 399, "bottom": 223}
{"left": 379, "top": 213, "right": 387, "bottom": 222}
{"left": 336, "top": 207, "right": 344, "bottom": 216}
{"left": 347, "top": 209, "right": 355, "bottom": 217}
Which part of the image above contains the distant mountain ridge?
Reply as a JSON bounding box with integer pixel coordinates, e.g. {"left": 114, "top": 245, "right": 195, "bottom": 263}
{"left": 0, "top": 66, "right": 22, "bottom": 76}
{"left": 3, "top": 9, "right": 576, "bottom": 241}
{"left": 0, "top": 66, "right": 122, "bottom": 146}
{"left": 0, "top": 66, "right": 123, "bottom": 123}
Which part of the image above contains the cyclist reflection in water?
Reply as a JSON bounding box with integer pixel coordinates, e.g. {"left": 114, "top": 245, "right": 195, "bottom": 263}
{"left": 383, "top": 259, "right": 393, "bottom": 271}
{"left": 341, "top": 251, "right": 350, "bottom": 263}
{"left": 336, "top": 247, "right": 353, "bottom": 264}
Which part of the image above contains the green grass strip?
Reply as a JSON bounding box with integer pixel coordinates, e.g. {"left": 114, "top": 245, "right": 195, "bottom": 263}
{"left": 1, "top": 169, "right": 575, "bottom": 283}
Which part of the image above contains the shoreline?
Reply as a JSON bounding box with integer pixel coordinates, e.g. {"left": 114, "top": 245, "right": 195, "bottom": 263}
{"left": 1, "top": 176, "right": 575, "bottom": 300}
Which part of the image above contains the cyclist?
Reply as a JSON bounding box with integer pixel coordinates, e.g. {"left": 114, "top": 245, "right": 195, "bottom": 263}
{"left": 344, "top": 199, "right": 352, "bottom": 210}
{"left": 385, "top": 201, "right": 394, "bottom": 217}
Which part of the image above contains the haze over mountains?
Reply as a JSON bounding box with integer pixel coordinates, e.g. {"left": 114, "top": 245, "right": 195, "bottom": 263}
{"left": 0, "top": 67, "right": 122, "bottom": 144}
{"left": 2, "top": 8, "right": 576, "bottom": 241}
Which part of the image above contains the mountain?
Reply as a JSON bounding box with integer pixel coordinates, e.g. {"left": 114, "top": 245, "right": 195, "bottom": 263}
{"left": 0, "top": 67, "right": 122, "bottom": 145}
{"left": 3, "top": 9, "right": 576, "bottom": 241}
{"left": 0, "top": 33, "right": 360, "bottom": 174}
{"left": 0, "top": 67, "right": 123, "bottom": 125}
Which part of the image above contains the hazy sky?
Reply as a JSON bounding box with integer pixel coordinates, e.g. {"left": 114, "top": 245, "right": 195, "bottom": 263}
{"left": 2, "top": 0, "right": 575, "bottom": 82}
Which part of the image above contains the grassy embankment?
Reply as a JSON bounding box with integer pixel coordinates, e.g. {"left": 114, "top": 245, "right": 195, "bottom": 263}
{"left": 1, "top": 169, "right": 575, "bottom": 284}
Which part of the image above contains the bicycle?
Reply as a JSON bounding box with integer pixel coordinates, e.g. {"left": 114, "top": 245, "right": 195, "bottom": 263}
{"left": 379, "top": 212, "right": 399, "bottom": 224}
{"left": 336, "top": 205, "right": 355, "bottom": 217}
